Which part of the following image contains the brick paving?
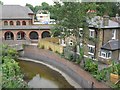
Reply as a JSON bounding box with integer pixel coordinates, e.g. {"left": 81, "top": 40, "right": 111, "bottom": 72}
{"left": 23, "top": 45, "right": 109, "bottom": 88}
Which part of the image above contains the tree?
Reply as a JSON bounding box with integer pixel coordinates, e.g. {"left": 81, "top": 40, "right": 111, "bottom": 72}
{"left": 41, "top": 2, "right": 50, "bottom": 10}
{"left": 96, "top": 2, "right": 120, "bottom": 16}
{"left": 1, "top": 45, "right": 27, "bottom": 88}
{"left": 26, "top": 3, "right": 34, "bottom": 12}
{"left": 52, "top": 2, "right": 88, "bottom": 61}
{"left": 0, "top": 1, "right": 3, "bottom": 5}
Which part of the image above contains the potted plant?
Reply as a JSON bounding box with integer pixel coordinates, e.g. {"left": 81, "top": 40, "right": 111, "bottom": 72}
{"left": 110, "top": 62, "right": 120, "bottom": 83}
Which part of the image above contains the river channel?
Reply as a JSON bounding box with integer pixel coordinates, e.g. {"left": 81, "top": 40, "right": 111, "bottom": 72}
{"left": 18, "top": 60, "right": 77, "bottom": 89}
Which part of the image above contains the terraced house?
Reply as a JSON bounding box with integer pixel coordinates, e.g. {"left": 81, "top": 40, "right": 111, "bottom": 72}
{"left": 0, "top": 5, "right": 51, "bottom": 44}
{"left": 84, "top": 15, "right": 120, "bottom": 64}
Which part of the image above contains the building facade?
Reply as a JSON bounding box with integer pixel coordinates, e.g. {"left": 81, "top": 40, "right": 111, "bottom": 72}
{"left": 84, "top": 15, "right": 120, "bottom": 63}
{"left": 0, "top": 5, "right": 51, "bottom": 44}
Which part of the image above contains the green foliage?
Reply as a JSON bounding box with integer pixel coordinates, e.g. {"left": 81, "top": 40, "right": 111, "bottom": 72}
{"left": 108, "top": 61, "right": 118, "bottom": 74}
{"left": 0, "top": 1, "right": 3, "bottom": 5}
{"left": 41, "top": 45, "right": 44, "bottom": 49}
{"left": 67, "top": 54, "right": 74, "bottom": 61}
{"left": 60, "top": 53, "right": 64, "bottom": 57}
{"left": 84, "top": 58, "right": 98, "bottom": 74}
{"left": 76, "top": 56, "right": 82, "bottom": 64}
{"left": 96, "top": 2, "right": 120, "bottom": 16}
{"left": 1, "top": 45, "right": 27, "bottom": 88}
{"left": 111, "top": 82, "right": 120, "bottom": 88}
{"left": 117, "top": 63, "right": 120, "bottom": 75}
{"left": 48, "top": 47, "right": 52, "bottom": 51}
{"left": 93, "top": 69, "right": 107, "bottom": 82}
{"left": 2, "top": 45, "right": 18, "bottom": 59}
{"left": 55, "top": 50, "right": 59, "bottom": 54}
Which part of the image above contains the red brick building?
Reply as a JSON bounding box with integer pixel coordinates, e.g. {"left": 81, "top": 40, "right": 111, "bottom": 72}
{"left": 0, "top": 5, "right": 51, "bottom": 43}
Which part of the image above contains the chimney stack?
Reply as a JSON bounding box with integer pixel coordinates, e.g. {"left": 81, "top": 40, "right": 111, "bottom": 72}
{"left": 116, "top": 13, "right": 119, "bottom": 22}
{"left": 103, "top": 15, "right": 109, "bottom": 26}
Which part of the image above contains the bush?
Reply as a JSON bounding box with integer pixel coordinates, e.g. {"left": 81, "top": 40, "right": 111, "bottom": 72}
{"left": 76, "top": 56, "right": 82, "bottom": 64}
{"left": 84, "top": 58, "right": 98, "bottom": 74}
{"left": 60, "top": 53, "right": 64, "bottom": 57}
{"left": 41, "top": 45, "right": 44, "bottom": 49}
{"left": 67, "top": 54, "right": 74, "bottom": 61}
{"left": 93, "top": 69, "right": 107, "bottom": 82}
{"left": 1, "top": 45, "right": 28, "bottom": 88}
{"left": 55, "top": 51, "right": 59, "bottom": 54}
{"left": 49, "top": 47, "right": 52, "bottom": 51}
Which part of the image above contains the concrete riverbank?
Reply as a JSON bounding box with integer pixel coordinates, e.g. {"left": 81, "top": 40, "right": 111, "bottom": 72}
{"left": 20, "top": 45, "right": 109, "bottom": 88}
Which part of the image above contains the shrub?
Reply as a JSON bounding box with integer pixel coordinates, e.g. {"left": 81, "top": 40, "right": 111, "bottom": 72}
{"left": 84, "top": 59, "right": 98, "bottom": 74}
{"left": 68, "top": 54, "right": 74, "bottom": 61}
{"left": 41, "top": 45, "right": 44, "bottom": 49}
{"left": 76, "top": 56, "right": 82, "bottom": 64}
{"left": 55, "top": 51, "right": 59, "bottom": 54}
{"left": 60, "top": 53, "right": 64, "bottom": 57}
{"left": 49, "top": 47, "right": 52, "bottom": 51}
{"left": 2, "top": 45, "right": 28, "bottom": 88}
{"left": 93, "top": 69, "right": 107, "bottom": 82}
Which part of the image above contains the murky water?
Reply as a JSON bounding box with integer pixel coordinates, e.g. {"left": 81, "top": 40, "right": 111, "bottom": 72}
{"left": 18, "top": 60, "right": 76, "bottom": 89}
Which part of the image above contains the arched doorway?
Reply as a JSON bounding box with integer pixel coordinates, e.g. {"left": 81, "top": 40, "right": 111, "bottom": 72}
{"left": 4, "top": 31, "right": 14, "bottom": 40}
{"left": 17, "top": 31, "right": 26, "bottom": 40}
{"left": 41, "top": 31, "right": 50, "bottom": 38}
{"left": 29, "top": 31, "right": 38, "bottom": 40}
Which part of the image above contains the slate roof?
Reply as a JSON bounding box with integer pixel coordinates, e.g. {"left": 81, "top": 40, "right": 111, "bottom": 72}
{"left": 0, "top": 5, "right": 33, "bottom": 20}
{"left": 0, "top": 25, "right": 52, "bottom": 30}
{"left": 88, "top": 16, "right": 120, "bottom": 29}
{"left": 101, "top": 40, "right": 120, "bottom": 51}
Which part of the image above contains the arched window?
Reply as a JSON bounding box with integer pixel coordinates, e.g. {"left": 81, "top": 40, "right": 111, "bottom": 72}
{"left": 22, "top": 21, "right": 26, "bottom": 25}
{"left": 4, "top": 21, "right": 8, "bottom": 26}
{"left": 17, "top": 31, "right": 26, "bottom": 40}
{"left": 4, "top": 31, "right": 14, "bottom": 40}
{"left": 10, "top": 21, "right": 14, "bottom": 25}
{"left": 29, "top": 31, "right": 38, "bottom": 39}
{"left": 41, "top": 31, "right": 50, "bottom": 38}
{"left": 16, "top": 21, "right": 20, "bottom": 25}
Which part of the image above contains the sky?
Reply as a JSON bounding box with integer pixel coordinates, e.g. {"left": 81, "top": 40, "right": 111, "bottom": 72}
{"left": 1, "top": 0, "right": 55, "bottom": 6}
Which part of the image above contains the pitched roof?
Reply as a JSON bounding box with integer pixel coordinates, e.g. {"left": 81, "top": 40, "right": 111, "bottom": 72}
{"left": 101, "top": 40, "right": 120, "bottom": 51}
{"left": 0, "top": 25, "right": 52, "bottom": 30}
{"left": 0, "top": 5, "right": 34, "bottom": 20}
{"left": 88, "top": 16, "right": 120, "bottom": 29}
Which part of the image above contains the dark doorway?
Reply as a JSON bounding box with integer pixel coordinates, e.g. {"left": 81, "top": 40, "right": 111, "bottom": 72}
{"left": 29, "top": 31, "right": 38, "bottom": 39}
{"left": 42, "top": 31, "right": 50, "bottom": 38}
{"left": 17, "top": 31, "right": 26, "bottom": 40}
{"left": 4, "top": 31, "right": 14, "bottom": 40}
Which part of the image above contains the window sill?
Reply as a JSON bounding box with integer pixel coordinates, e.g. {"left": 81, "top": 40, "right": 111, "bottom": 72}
{"left": 99, "top": 56, "right": 111, "bottom": 59}
{"left": 88, "top": 52, "right": 94, "bottom": 55}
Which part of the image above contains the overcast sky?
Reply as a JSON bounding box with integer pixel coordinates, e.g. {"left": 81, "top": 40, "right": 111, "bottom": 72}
{"left": 1, "top": 0, "right": 55, "bottom": 6}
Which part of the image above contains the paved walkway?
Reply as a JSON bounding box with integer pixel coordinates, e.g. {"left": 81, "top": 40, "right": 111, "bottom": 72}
{"left": 22, "top": 45, "right": 109, "bottom": 88}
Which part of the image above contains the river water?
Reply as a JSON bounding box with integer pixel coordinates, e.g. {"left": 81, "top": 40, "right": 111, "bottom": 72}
{"left": 18, "top": 60, "right": 76, "bottom": 89}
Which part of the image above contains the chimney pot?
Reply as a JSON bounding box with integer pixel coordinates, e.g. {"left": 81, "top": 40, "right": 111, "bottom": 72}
{"left": 103, "top": 15, "right": 109, "bottom": 26}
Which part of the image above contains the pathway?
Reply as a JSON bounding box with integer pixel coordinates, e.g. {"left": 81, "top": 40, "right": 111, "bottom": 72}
{"left": 22, "top": 45, "right": 110, "bottom": 88}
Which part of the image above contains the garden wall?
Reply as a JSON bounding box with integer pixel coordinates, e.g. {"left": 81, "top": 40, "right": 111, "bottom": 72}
{"left": 38, "top": 37, "right": 64, "bottom": 54}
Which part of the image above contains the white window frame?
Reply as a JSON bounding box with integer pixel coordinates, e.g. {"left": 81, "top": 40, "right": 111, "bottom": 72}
{"left": 99, "top": 50, "right": 112, "bottom": 59}
{"left": 88, "top": 44, "right": 95, "bottom": 55}
{"left": 112, "top": 29, "right": 116, "bottom": 40}
{"left": 89, "top": 29, "right": 95, "bottom": 38}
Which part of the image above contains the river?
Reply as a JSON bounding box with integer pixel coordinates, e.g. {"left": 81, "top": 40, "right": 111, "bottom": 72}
{"left": 18, "top": 60, "right": 77, "bottom": 89}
